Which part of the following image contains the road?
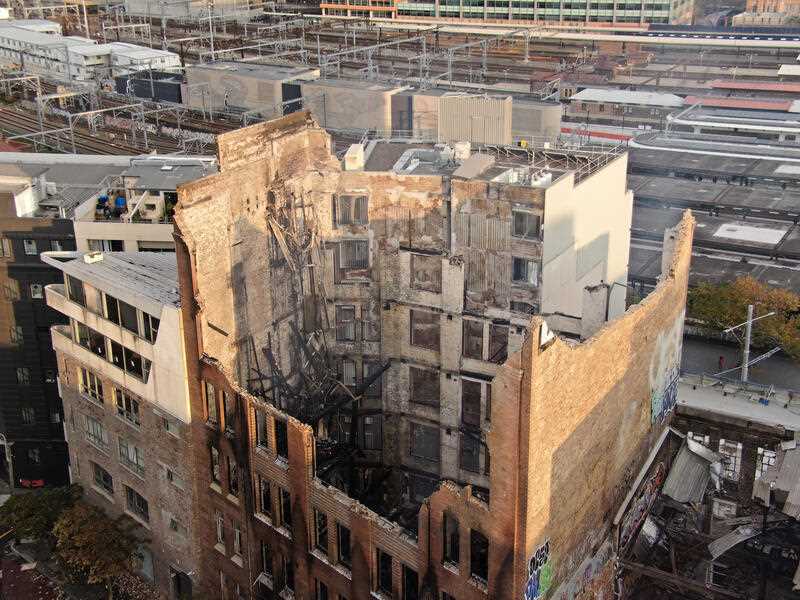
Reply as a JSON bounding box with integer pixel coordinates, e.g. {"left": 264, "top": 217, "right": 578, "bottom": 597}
{"left": 681, "top": 335, "right": 800, "bottom": 390}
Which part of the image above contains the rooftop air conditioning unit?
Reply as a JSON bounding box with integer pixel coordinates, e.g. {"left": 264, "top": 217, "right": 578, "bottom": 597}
{"left": 84, "top": 251, "right": 104, "bottom": 264}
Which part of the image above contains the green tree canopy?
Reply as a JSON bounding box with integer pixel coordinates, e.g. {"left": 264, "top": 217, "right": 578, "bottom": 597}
{"left": 53, "top": 501, "right": 143, "bottom": 600}
{"left": 0, "top": 484, "right": 82, "bottom": 540}
{"left": 687, "top": 277, "right": 800, "bottom": 361}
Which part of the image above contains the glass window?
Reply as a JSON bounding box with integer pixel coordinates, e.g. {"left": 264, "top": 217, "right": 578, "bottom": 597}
{"left": 488, "top": 324, "right": 508, "bottom": 364}
{"left": 257, "top": 475, "right": 272, "bottom": 518}
{"left": 335, "top": 305, "right": 356, "bottom": 341}
{"left": 92, "top": 461, "right": 113, "bottom": 494}
{"left": 105, "top": 293, "right": 120, "bottom": 325}
{"left": 125, "top": 486, "right": 149, "bottom": 522}
{"left": 335, "top": 240, "right": 370, "bottom": 282}
{"left": 512, "top": 210, "right": 541, "bottom": 239}
{"left": 260, "top": 540, "right": 272, "bottom": 575}
{"left": 23, "top": 239, "right": 37, "bottom": 255}
{"left": 118, "top": 438, "right": 145, "bottom": 475}
{"left": 227, "top": 456, "right": 239, "bottom": 496}
{"left": 210, "top": 446, "right": 221, "bottom": 483}
{"left": 460, "top": 434, "right": 481, "bottom": 473}
{"left": 85, "top": 415, "right": 108, "bottom": 450}
{"left": 21, "top": 406, "right": 35, "bottom": 424}
{"left": 470, "top": 530, "right": 489, "bottom": 583}
{"left": 314, "top": 509, "right": 328, "bottom": 554}
{"left": 16, "top": 367, "right": 30, "bottom": 385}
{"left": 377, "top": 549, "right": 392, "bottom": 594}
{"left": 337, "top": 523, "right": 351, "bottom": 567}
{"left": 279, "top": 488, "right": 292, "bottom": 529}
{"left": 334, "top": 195, "right": 368, "bottom": 226}
{"left": 142, "top": 313, "right": 159, "bottom": 343}
{"left": 29, "top": 283, "right": 43, "bottom": 299}
{"left": 115, "top": 389, "right": 140, "bottom": 426}
{"left": 67, "top": 275, "right": 85, "bottom": 306}
{"left": 443, "top": 513, "right": 459, "bottom": 565}
{"left": 233, "top": 521, "right": 242, "bottom": 556}
{"left": 223, "top": 392, "right": 235, "bottom": 433}
{"left": 205, "top": 381, "right": 218, "bottom": 425}
{"left": 512, "top": 257, "right": 538, "bottom": 285}
{"left": 119, "top": 300, "right": 139, "bottom": 335}
{"left": 79, "top": 367, "right": 103, "bottom": 403}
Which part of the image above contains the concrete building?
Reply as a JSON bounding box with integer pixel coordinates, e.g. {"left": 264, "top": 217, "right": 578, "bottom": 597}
{"left": 171, "top": 111, "right": 693, "bottom": 599}
{"left": 567, "top": 88, "right": 684, "bottom": 128}
{"left": 733, "top": 0, "right": 800, "bottom": 25}
{"left": 43, "top": 250, "right": 198, "bottom": 598}
{"left": 321, "top": 0, "right": 695, "bottom": 24}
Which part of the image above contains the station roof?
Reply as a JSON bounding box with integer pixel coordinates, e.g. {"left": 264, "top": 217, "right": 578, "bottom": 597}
{"left": 670, "top": 105, "right": 800, "bottom": 133}
{"left": 684, "top": 95, "right": 792, "bottom": 111}
{"left": 710, "top": 79, "right": 800, "bottom": 93}
{"left": 571, "top": 88, "right": 684, "bottom": 107}
{"left": 188, "top": 61, "right": 320, "bottom": 82}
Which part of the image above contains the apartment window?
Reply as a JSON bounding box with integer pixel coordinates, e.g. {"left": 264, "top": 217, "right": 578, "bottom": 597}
{"left": 21, "top": 406, "right": 35, "bottom": 425}
{"left": 88, "top": 239, "right": 123, "bottom": 252}
{"left": 215, "top": 510, "right": 225, "bottom": 545}
{"left": 109, "top": 341, "right": 150, "bottom": 381}
{"left": 512, "top": 210, "right": 541, "bottom": 240}
{"left": 75, "top": 322, "right": 106, "bottom": 358}
{"left": 335, "top": 240, "right": 370, "bottom": 281}
{"left": 210, "top": 446, "right": 221, "bottom": 484}
{"left": 281, "top": 554, "right": 295, "bottom": 593}
{"left": 119, "top": 300, "right": 139, "bottom": 335}
{"left": 410, "top": 309, "right": 440, "bottom": 351}
{"left": 337, "top": 523, "right": 351, "bottom": 567}
{"left": 316, "top": 579, "right": 329, "bottom": 600}
{"left": 488, "top": 324, "right": 509, "bottom": 364}
{"left": 275, "top": 419, "right": 289, "bottom": 460}
{"left": 335, "top": 305, "right": 356, "bottom": 341}
{"left": 443, "top": 513, "right": 459, "bottom": 566}
{"left": 363, "top": 361, "right": 383, "bottom": 398}
{"left": 233, "top": 521, "right": 242, "bottom": 556}
{"left": 205, "top": 381, "right": 218, "bottom": 425}
{"left": 462, "top": 380, "right": 482, "bottom": 427}
{"left": 85, "top": 415, "right": 108, "bottom": 450}
{"left": 79, "top": 368, "right": 103, "bottom": 403}
{"left": 313, "top": 509, "right": 329, "bottom": 554}
{"left": 279, "top": 488, "right": 292, "bottom": 529}
{"left": 512, "top": 257, "right": 538, "bottom": 286}
{"left": 510, "top": 301, "right": 537, "bottom": 315}
{"left": 142, "top": 313, "right": 159, "bottom": 343}
{"left": 50, "top": 240, "right": 64, "bottom": 251}
{"left": 470, "top": 530, "right": 489, "bottom": 583}
{"left": 92, "top": 462, "right": 114, "bottom": 495}
{"left": 410, "top": 422, "right": 440, "bottom": 463}
{"left": 257, "top": 475, "right": 272, "bottom": 518}
{"left": 29, "top": 283, "right": 43, "bottom": 299}
{"left": 719, "top": 439, "right": 743, "bottom": 481}
{"left": 10, "top": 325, "right": 23, "bottom": 345}
{"left": 223, "top": 391, "right": 235, "bottom": 433}
{"left": 334, "top": 195, "right": 368, "bottom": 226}
{"left": 403, "top": 565, "right": 419, "bottom": 600}
{"left": 23, "top": 239, "right": 37, "bottom": 255}
{"left": 104, "top": 293, "right": 119, "bottom": 324}
{"left": 124, "top": 486, "right": 149, "bottom": 522}
{"left": 16, "top": 367, "right": 30, "bottom": 385}
{"left": 118, "top": 438, "right": 145, "bottom": 476}
{"left": 460, "top": 434, "right": 481, "bottom": 473}
{"left": 462, "top": 319, "right": 483, "bottom": 359}
{"left": 115, "top": 389, "right": 140, "bottom": 426}
{"left": 377, "top": 549, "right": 393, "bottom": 594}
{"left": 361, "top": 415, "right": 382, "bottom": 450}
{"left": 410, "top": 367, "right": 439, "bottom": 407}
{"left": 66, "top": 275, "right": 85, "bottom": 306}
{"left": 0, "top": 238, "right": 11, "bottom": 257}
{"left": 260, "top": 540, "right": 272, "bottom": 575}
{"left": 410, "top": 253, "right": 442, "bottom": 293}
{"left": 255, "top": 410, "right": 268, "bottom": 448}
{"left": 2, "top": 281, "right": 19, "bottom": 301}
{"left": 756, "top": 447, "right": 777, "bottom": 481}
{"left": 227, "top": 456, "right": 239, "bottom": 496}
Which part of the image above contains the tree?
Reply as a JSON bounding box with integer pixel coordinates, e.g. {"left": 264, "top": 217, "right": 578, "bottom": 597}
{"left": 52, "top": 501, "right": 144, "bottom": 600}
{"left": 687, "top": 277, "right": 800, "bottom": 361}
{"left": 0, "top": 484, "right": 82, "bottom": 542}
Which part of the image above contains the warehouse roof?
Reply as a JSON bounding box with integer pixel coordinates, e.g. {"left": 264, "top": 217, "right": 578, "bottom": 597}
{"left": 571, "top": 88, "right": 684, "bottom": 108}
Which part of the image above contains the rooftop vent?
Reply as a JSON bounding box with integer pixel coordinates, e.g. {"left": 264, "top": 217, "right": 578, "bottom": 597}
{"left": 83, "top": 251, "right": 103, "bottom": 264}
{"left": 160, "top": 165, "right": 174, "bottom": 171}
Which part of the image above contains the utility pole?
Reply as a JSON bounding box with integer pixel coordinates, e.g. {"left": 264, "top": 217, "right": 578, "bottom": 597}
{"left": 742, "top": 304, "right": 753, "bottom": 383}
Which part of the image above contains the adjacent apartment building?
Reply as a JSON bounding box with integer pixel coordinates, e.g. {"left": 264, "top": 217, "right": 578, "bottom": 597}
{"left": 43, "top": 251, "right": 197, "bottom": 598}
{"left": 171, "top": 112, "right": 694, "bottom": 599}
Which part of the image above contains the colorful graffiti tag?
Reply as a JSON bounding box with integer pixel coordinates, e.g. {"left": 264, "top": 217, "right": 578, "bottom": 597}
{"left": 524, "top": 540, "right": 553, "bottom": 600}
{"left": 552, "top": 541, "right": 614, "bottom": 600}
{"left": 649, "top": 309, "right": 684, "bottom": 423}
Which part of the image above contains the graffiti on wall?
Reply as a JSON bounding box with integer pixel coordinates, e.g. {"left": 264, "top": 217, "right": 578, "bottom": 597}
{"left": 618, "top": 462, "right": 666, "bottom": 552}
{"left": 551, "top": 541, "right": 614, "bottom": 600}
{"left": 524, "top": 540, "right": 553, "bottom": 600}
{"left": 649, "top": 309, "right": 684, "bottom": 423}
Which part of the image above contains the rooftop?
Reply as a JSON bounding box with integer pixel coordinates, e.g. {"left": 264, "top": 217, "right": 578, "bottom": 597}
{"left": 709, "top": 79, "right": 800, "bottom": 93}
{"left": 684, "top": 95, "right": 793, "bottom": 112}
{"left": 571, "top": 87, "right": 684, "bottom": 108}
{"left": 41, "top": 251, "right": 180, "bottom": 313}
{"left": 670, "top": 105, "right": 800, "bottom": 133}
{"left": 122, "top": 157, "right": 217, "bottom": 191}
{"left": 189, "top": 61, "right": 320, "bottom": 81}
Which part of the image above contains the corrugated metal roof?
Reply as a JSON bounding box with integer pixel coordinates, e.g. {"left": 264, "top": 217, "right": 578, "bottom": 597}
{"left": 662, "top": 438, "right": 721, "bottom": 504}
{"left": 708, "top": 524, "right": 760, "bottom": 559}
{"left": 710, "top": 79, "right": 800, "bottom": 93}
{"left": 684, "top": 95, "right": 792, "bottom": 111}
{"left": 753, "top": 446, "right": 800, "bottom": 519}
{"left": 570, "top": 88, "right": 684, "bottom": 108}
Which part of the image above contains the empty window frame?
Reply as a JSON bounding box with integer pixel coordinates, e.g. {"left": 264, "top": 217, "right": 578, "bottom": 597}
{"left": 257, "top": 475, "right": 272, "bottom": 518}
{"left": 92, "top": 461, "right": 113, "bottom": 495}
{"left": 314, "top": 509, "right": 328, "bottom": 554}
{"left": 336, "top": 240, "right": 370, "bottom": 282}
{"left": 255, "top": 409, "right": 268, "bottom": 448}
{"left": 115, "top": 388, "right": 140, "bottom": 426}
{"left": 75, "top": 322, "right": 107, "bottom": 358}
{"left": 281, "top": 554, "right": 295, "bottom": 592}
{"left": 718, "top": 439, "right": 743, "bottom": 481}
{"left": 223, "top": 391, "right": 235, "bottom": 433}
{"left": 410, "top": 422, "right": 440, "bottom": 463}
{"left": 460, "top": 434, "right": 481, "bottom": 473}
{"left": 361, "top": 415, "right": 382, "bottom": 450}
{"left": 340, "top": 359, "right": 357, "bottom": 388}
{"left": 125, "top": 486, "right": 149, "bottom": 522}
{"left": 410, "top": 253, "right": 442, "bottom": 293}
{"left": 462, "top": 319, "right": 483, "bottom": 359}
{"left": 23, "top": 239, "right": 37, "bottom": 255}
{"left": 0, "top": 237, "right": 12, "bottom": 258}
{"left": 403, "top": 565, "right": 419, "bottom": 600}
{"left": 227, "top": 456, "right": 239, "bottom": 496}
{"left": 275, "top": 418, "right": 289, "bottom": 460}
{"left": 410, "top": 309, "right": 440, "bottom": 351}
{"left": 142, "top": 313, "right": 159, "bottom": 343}
{"left": 334, "top": 195, "right": 368, "bottom": 226}
{"left": 279, "top": 488, "right": 292, "bottom": 530}
{"left": 16, "top": 367, "right": 30, "bottom": 385}
{"left": 410, "top": 367, "right": 440, "bottom": 407}
{"left": 66, "top": 275, "right": 85, "bottom": 306}
{"left": 443, "top": 513, "right": 459, "bottom": 566}
{"left": 512, "top": 257, "right": 538, "bottom": 286}
{"left": 79, "top": 367, "right": 103, "bottom": 403}
{"left": 461, "top": 380, "right": 482, "bottom": 427}
{"left": 335, "top": 305, "right": 356, "bottom": 341}
{"left": 363, "top": 360, "right": 383, "bottom": 398}
{"left": 210, "top": 446, "right": 221, "bottom": 484}
{"left": 362, "top": 303, "right": 381, "bottom": 342}
{"left": 233, "top": 521, "right": 243, "bottom": 556}
{"left": 119, "top": 299, "right": 139, "bottom": 335}
{"left": 316, "top": 579, "right": 330, "bottom": 600}
{"left": 21, "top": 406, "right": 35, "bottom": 424}
{"left": 205, "top": 381, "right": 218, "bottom": 425}
{"left": 376, "top": 549, "right": 393, "bottom": 595}
{"left": 470, "top": 530, "right": 489, "bottom": 583}
{"left": 488, "top": 324, "right": 509, "bottom": 364}
{"left": 510, "top": 301, "right": 537, "bottom": 315}
{"left": 512, "top": 209, "right": 541, "bottom": 240}
{"left": 260, "top": 540, "right": 272, "bottom": 575}
{"left": 337, "top": 522, "right": 352, "bottom": 567}
{"left": 215, "top": 510, "right": 225, "bottom": 545}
